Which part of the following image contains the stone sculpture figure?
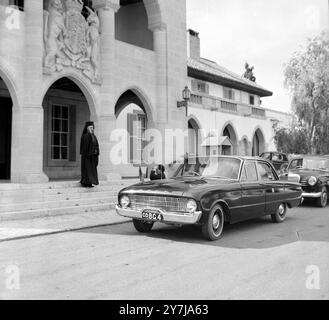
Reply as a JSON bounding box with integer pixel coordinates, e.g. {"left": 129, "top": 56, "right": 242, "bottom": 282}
{"left": 85, "top": 7, "right": 101, "bottom": 82}
{"left": 243, "top": 62, "right": 256, "bottom": 82}
{"left": 44, "top": 0, "right": 66, "bottom": 70}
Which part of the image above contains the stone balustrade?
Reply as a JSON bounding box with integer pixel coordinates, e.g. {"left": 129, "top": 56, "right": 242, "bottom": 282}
{"left": 189, "top": 92, "right": 267, "bottom": 119}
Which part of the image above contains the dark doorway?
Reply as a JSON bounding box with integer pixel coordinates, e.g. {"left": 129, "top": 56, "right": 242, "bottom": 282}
{"left": 0, "top": 98, "right": 12, "bottom": 180}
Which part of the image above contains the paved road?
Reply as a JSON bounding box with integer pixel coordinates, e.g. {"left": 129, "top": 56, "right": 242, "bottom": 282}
{"left": 0, "top": 204, "right": 328, "bottom": 300}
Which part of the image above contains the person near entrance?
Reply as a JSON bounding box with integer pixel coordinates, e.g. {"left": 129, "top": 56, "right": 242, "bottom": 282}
{"left": 80, "top": 121, "right": 100, "bottom": 188}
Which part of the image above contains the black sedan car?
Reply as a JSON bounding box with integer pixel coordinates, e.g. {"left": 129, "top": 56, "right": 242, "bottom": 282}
{"left": 260, "top": 151, "right": 289, "bottom": 171}
{"left": 116, "top": 156, "right": 302, "bottom": 241}
{"left": 279, "top": 155, "right": 329, "bottom": 207}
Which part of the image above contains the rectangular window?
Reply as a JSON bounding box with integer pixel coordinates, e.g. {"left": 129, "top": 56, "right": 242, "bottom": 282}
{"left": 242, "top": 161, "right": 258, "bottom": 181}
{"left": 223, "top": 87, "right": 235, "bottom": 100}
{"left": 257, "top": 161, "right": 276, "bottom": 181}
{"left": 51, "top": 104, "right": 69, "bottom": 161}
{"left": 191, "top": 80, "right": 209, "bottom": 94}
{"left": 249, "top": 95, "right": 255, "bottom": 105}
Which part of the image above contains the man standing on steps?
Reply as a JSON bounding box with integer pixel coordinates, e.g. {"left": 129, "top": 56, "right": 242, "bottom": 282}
{"left": 80, "top": 121, "right": 100, "bottom": 188}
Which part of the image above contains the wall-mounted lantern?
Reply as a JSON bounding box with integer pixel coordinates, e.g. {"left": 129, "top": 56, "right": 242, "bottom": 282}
{"left": 177, "top": 86, "right": 191, "bottom": 117}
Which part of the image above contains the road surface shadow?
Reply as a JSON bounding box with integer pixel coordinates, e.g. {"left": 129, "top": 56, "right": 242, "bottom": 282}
{"left": 78, "top": 206, "right": 329, "bottom": 249}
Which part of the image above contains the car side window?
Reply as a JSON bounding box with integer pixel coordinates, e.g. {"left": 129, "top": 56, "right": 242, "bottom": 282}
{"left": 257, "top": 161, "right": 277, "bottom": 181}
{"left": 289, "top": 159, "right": 303, "bottom": 170}
{"left": 272, "top": 154, "right": 282, "bottom": 161}
{"left": 241, "top": 161, "right": 258, "bottom": 181}
{"left": 261, "top": 153, "right": 271, "bottom": 160}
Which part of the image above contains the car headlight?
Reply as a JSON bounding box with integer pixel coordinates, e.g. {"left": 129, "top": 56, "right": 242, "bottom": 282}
{"left": 119, "top": 195, "right": 130, "bottom": 208}
{"left": 186, "top": 199, "right": 197, "bottom": 213}
{"left": 308, "top": 176, "right": 317, "bottom": 186}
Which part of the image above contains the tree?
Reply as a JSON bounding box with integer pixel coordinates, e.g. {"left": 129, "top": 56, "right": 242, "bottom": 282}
{"left": 284, "top": 32, "right": 329, "bottom": 154}
{"left": 274, "top": 124, "right": 309, "bottom": 155}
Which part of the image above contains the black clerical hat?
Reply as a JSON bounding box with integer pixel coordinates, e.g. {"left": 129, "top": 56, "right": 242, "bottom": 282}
{"left": 85, "top": 121, "right": 94, "bottom": 127}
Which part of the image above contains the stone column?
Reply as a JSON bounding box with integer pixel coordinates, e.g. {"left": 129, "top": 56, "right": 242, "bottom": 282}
{"left": 93, "top": 0, "right": 121, "bottom": 181}
{"left": 11, "top": 0, "right": 48, "bottom": 183}
{"left": 152, "top": 24, "right": 168, "bottom": 124}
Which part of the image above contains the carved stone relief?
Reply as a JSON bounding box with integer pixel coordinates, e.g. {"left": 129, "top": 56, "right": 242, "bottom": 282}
{"left": 43, "top": 0, "right": 101, "bottom": 84}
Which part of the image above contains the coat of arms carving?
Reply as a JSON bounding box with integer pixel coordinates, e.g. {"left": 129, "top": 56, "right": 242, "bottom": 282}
{"left": 43, "top": 0, "right": 101, "bottom": 84}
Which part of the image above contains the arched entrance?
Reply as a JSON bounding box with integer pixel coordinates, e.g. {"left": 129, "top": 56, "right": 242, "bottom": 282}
{"left": 252, "top": 128, "right": 265, "bottom": 156}
{"left": 188, "top": 118, "right": 200, "bottom": 157}
{"left": 115, "top": 90, "right": 151, "bottom": 178}
{"left": 241, "top": 138, "right": 249, "bottom": 156}
{"left": 42, "top": 77, "right": 92, "bottom": 180}
{"left": 222, "top": 124, "right": 237, "bottom": 155}
{"left": 0, "top": 76, "right": 12, "bottom": 180}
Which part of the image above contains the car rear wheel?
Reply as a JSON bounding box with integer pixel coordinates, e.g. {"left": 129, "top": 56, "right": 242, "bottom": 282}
{"left": 133, "top": 219, "right": 154, "bottom": 233}
{"left": 201, "top": 204, "right": 224, "bottom": 241}
{"left": 271, "top": 203, "right": 287, "bottom": 223}
{"left": 316, "top": 187, "right": 328, "bottom": 208}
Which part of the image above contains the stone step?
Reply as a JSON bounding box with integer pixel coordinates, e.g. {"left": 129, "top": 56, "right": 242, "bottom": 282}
{"left": 0, "top": 202, "right": 117, "bottom": 222}
{"left": 0, "top": 179, "right": 138, "bottom": 191}
{"left": 0, "top": 195, "right": 118, "bottom": 213}
{"left": 0, "top": 179, "right": 137, "bottom": 221}
{"left": 0, "top": 189, "right": 120, "bottom": 205}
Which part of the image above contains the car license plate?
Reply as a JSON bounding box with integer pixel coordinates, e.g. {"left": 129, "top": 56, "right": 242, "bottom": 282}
{"left": 142, "top": 209, "right": 163, "bottom": 221}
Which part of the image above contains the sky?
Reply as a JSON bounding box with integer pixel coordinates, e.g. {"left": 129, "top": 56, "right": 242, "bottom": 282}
{"left": 186, "top": 0, "right": 329, "bottom": 113}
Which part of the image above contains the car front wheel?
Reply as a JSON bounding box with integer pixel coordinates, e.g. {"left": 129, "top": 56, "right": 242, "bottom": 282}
{"left": 133, "top": 219, "right": 154, "bottom": 233}
{"left": 316, "top": 187, "right": 328, "bottom": 208}
{"left": 202, "top": 204, "right": 224, "bottom": 241}
{"left": 271, "top": 203, "right": 287, "bottom": 223}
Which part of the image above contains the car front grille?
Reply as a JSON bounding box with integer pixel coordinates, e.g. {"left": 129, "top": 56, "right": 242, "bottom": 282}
{"left": 128, "top": 194, "right": 188, "bottom": 213}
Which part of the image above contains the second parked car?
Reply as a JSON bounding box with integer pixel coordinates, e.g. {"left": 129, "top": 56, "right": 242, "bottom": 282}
{"left": 279, "top": 155, "right": 329, "bottom": 207}
{"left": 260, "top": 151, "right": 289, "bottom": 171}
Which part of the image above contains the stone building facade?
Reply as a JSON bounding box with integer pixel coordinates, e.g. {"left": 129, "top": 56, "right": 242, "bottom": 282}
{"left": 0, "top": 0, "right": 291, "bottom": 183}
{"left": 185, "top": 30, "right": 292, "bottom": 159}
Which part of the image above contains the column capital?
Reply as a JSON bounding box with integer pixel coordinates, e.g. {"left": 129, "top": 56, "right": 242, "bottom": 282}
{"left": 149, "top": 22, "right": 167, "bottom": 32}
{"left": 93, "top": 0, "right": 120, "bottom": 12}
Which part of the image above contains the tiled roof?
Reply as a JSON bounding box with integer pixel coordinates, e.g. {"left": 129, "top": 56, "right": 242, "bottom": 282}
{"left": 187, "top": 57, "right": 273, "bottom": 97}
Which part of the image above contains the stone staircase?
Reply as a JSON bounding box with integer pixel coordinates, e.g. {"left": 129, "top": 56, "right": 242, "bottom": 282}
{"left": 0, "top": 180, "right": 138, "bottom": 221}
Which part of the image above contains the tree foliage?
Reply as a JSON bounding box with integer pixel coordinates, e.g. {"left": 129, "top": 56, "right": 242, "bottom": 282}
{"left": 283, "top": 32, "right": 329, "bottom": 154}
{"left": 274, "top": 124, "right": 309, "bottom": 155}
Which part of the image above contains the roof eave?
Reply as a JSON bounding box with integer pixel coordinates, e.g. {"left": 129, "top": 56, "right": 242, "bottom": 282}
{"left": 188, "top": 67, "right": 273, "bottom": 98}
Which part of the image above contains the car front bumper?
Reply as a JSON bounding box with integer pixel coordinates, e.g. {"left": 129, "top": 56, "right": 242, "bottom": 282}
{"left": 116, "top": 205, "right": 202, "bottom": 225}
{"left": 302, "top": 192, "right": 322, "bottom": 198}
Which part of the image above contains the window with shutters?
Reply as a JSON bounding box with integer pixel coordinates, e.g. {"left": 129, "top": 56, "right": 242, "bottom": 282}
{"left": 127, "top": 112, "right": 147, "bottom": 164}
{"left": 223, "top": 87, "right": 235, "bottom": 100}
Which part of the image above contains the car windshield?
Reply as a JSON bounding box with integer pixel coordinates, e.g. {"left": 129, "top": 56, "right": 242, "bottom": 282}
{"left": 289, "top": 158, "right": 329, "bottom": 171}
{"left": 173, "top": 157, "right": 241, "bottom": 180}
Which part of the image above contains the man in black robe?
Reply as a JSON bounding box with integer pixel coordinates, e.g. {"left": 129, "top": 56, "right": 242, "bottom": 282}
{"left": 80, "top": 121, "right": 100, "bottom": 188}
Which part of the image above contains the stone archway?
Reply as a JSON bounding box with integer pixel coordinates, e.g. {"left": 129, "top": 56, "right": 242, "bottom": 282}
{"left": 114, "top": 89, "right": 153, "bottom": 178}
{"left": 252, "top": 128, "right": 265, "bottom": 156}
{"left": 41, "top": 77, "right": 94, "bottom": 180}
{"left": 240, "top": 137, "right": 249, "bottom": 156}
{"left": 0, "top": 76, "right": 13, "bottom": 180}
{"left": 222, "top": 123, "right": 238, "bottom": 155}
{"left": 188, "top": 117, "right": 201, "bottom": 157}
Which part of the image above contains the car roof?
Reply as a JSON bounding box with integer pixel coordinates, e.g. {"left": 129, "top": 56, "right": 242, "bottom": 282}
{"left": 186, "top": 155, "right": 265, "bottom": 161}
{"left": 290, "top": 155, "right": 329, "bottom": 160}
